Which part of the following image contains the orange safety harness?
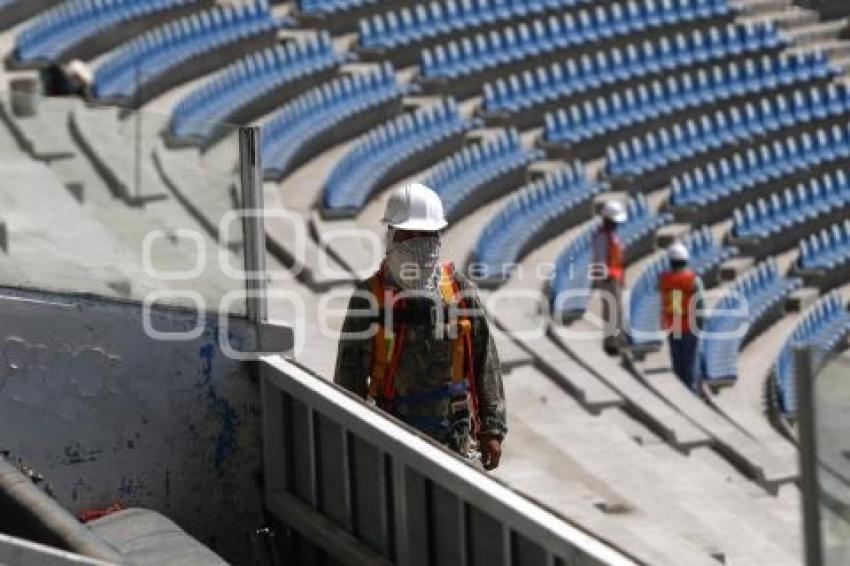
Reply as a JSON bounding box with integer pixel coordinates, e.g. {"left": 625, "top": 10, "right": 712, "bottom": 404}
{"left": 367, "top": 262, "right": 480, "bottom": 436}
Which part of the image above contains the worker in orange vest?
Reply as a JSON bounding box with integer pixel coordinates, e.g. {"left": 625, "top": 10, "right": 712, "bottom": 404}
{"left": 592, "top": 200, "right": 627, "bottom": 355}
{"left": 659, "top": 243, "right": 705, "bottom": 393}
{"left": 334, "top": 183, "right": 507, "bottom": 470}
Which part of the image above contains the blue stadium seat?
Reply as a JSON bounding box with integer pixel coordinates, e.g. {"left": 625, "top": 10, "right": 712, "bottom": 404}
{"left": 298, "top": 0, "right": 378, "bottom": 16}
{"left": 798, "top": 218, "right": 850, "bottom": 271}
{"left": 420, "top": 0, "right": 738, "bottom": 81}
{"left": 670, "top": 122, "right": 850, "bottom": 210}
{"left": 473, "top": 161, "right": 604, "bottom": 282}
{"left": 551, "top": 194, "right": 672, "bottom": 319}
{"left": 701, "top": 258, "right": 801, "bottom": 382}
{"left": 424, "top": 129, "right": 543, "bottom": 221}
{"left": 607, "top": 83, "right": 850, "bottom": 178}
{"left": 482, "top": 22, "right": 784, "bottom": 117}
{"left": 169, "top": 32, "right": 340, "bottom": 143}
{"left": 544, "top": 51, "right": 833, "bottom": 148}
{"left": 731, "top": 170, "right": 850, "bottom": 241}
{"left": 774, "top": 291, "right": 850, "bottom": 415}
{"left": 261, "top": 63, "right": 402, "bottom": 181}
{"left": 93, "top": 1, "right": 276, "bottom": 102}
{"left": 628, "top": 227, "right": 736, "bottom": 346}
{"left": 323, "top": 99, "right": 471, "bottom": 214}
{"left": 14, "top": 0, "right": 197, "bottom": 65}
{"left": 359, "top": 0, "right": 594, "bottom": 51}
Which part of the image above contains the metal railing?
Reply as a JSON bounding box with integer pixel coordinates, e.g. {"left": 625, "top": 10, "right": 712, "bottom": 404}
{"left": 260, "top": 355, "right": 641, "bottom": 566}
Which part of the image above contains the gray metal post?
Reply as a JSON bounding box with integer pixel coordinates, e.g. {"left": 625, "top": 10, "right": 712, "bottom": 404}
{"left": 239, "top": 126, "right": 268, "bottom": 323}
{"left": 795, "top": 345, "right": 823, "bottom": 566}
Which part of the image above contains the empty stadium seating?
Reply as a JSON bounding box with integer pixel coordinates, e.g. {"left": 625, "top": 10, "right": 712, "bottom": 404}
{"left": 794, "top": 220, "right": 850, "bottom": 292}
{"left": 628, "top": 227, "right": 736, "bottom": 346}
{"left": 729, "top": 169, "right": 850, "bottom": 257}
{"left": 358, "top": 0, "right": 594, "bottom": 64}
{"left": 670, "top": 122, "right": 850, "bottom": 223}
{"left": 93, "top": 1, "right": 277, "bottom": 104}
{"left": 472, "top": 161, "right": 602, "bottom": 284}
{"left": 262, "top": 63, "right": 403, "bottom": 181}
{"left": 323, "top": 99, "right": 470, "bottom": 215}
{"left": 169, "top": 32, "right": 340, "bottom": 145}
{"left": 542, "top": 51, "right": 834, "bottom": 160}
{"left": 551, "top": 194, "right": 671, "bottom": 320}
{"left": 701, "top": 258, "right": 801, "bottom": 383}
{"left": 419, "top": 0, "right": 736, "bottom": 97}
{"left": 774, "top": 291, "right": 850, "bottom": 415}
{"left": 424, "top": 129, "right": 541, "bottom": 222}
{"left": 13, "top": 0, "right": 199, "bottom": 66}
{"left": 606, "top": 83, "right": 850, "bottom": 191}
{"left": 481, "top": 22, "right": 784, "bottom": 128}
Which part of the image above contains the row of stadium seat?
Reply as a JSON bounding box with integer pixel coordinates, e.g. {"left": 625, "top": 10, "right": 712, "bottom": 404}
{"left": 670, "top": 123, "right": 850, "bottom": 210}
{"left": 774, "top": 291, "right": 850, "bottom": 415}
{"left": 628, "top": 227, "right": 736, "bottom": 346}
{"left": 169, "top": 32, "right": 339, "bottom": 142}
{"left": 606, "top": 83, "right": 850, "bottom": 178}
{"left": 551, "top": 195, "right": 672, "bottom": 319}
{"left": 420, "top": 0, "right": 733, "bottom": 80}
{"left": 542, "top": 51, "right": 832, "bottom": 147}
{"left": 425, "top": 129, "right": 542, "bottom": 221}
{"left": 261, "top": 63, "right": 402, "bottom": 180}
{"left": 701, "top": 258, "right": 801, "bottom": 382}
{"left": 731, "top": 170, "right": 850, "bottom": 241}
{"left": 481, "top": 22, "right": 783, "bottom": 116}
{"left": 94, "top": 0, "right": 275, "bottom": 101}
{"left": 14, "top": 0, "right": 197, "bottom": 64}
{"left": 473, "top": 161, "right": 603, "bottom": 282}
{"left": 296, "top": 0, "right": 374, "bottom": 16}
{"left": 359, "top": 0, "right": 592, "bottom": 50}
{"left": 798, "top": 219, "right": 850, "bottom": 272}
{"left": 323, "top": 100, "right": 470, "bottom": 213}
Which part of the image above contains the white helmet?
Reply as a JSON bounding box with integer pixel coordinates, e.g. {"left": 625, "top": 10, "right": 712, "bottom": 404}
{"left": 382, "top": 183, "right": 448, "bottom": 231}
{"left": 601, "top": 200, "right": 627, "bottom": 223}
{"left": 668, "top": 242, "right": 690, "bottom": 262}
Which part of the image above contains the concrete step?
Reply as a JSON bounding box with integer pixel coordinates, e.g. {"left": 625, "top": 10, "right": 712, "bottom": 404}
{"left": 502, "top": 366, "right": 726, "bottom": 566}
{"left": 548, "top": 323, "right": 712, "bottom": 450}
{"left": 505, "top": 365, "right": 801, "bottom": 565}
{"left": 632, "top": 350, "right": 800, "bottom": 490}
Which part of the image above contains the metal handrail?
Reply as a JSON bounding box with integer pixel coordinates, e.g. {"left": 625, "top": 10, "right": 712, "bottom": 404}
{"left": 261, "top": 355, "right": 641, "bottom": 566}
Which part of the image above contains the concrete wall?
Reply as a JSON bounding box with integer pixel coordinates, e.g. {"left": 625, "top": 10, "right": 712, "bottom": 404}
{"left": 0, "top": 288, "right": 263, "bottom": 563}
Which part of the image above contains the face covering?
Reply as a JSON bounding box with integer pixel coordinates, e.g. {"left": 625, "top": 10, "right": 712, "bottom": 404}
{"left": 385, "top": 232, "right": 442, "bottom": 292}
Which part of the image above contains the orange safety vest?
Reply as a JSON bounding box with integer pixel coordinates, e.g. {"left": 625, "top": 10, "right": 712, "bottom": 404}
{"left": 366, "top": 262, "right": 480, "bottom": 434}
{"left": 660, "top": 269, "right": 698, "bottom": 334}
{"left": 592, "top": 228, "right": 625, "bottom": 283}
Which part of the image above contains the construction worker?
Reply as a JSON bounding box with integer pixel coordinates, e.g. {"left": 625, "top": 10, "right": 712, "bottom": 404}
{"left": 334, "top": 183, "right": 507, "bottom": 470}
{"left": 659, "top": 243, "right": 705, "bottom": 394}
{"left": 592, "top": 200, "right": 627, "bottom": 355}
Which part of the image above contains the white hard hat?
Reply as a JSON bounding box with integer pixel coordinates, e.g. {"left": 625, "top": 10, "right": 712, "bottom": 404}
{"left": 601, "top": 200, "right": 627, "bottom": 223}
{"left": 382, "top": 183, "right": 448, "bottom": 231}
{"left": 668, "top": 242, "right": 690, "bottom": 262}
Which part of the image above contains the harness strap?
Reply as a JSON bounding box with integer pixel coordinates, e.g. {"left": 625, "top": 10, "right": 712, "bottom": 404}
{"left": 368, "top": 262, "right": 480, "bottom": 438}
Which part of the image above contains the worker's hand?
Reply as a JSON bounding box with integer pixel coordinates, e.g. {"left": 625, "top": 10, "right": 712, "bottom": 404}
{"left": 480, "top": 434, "right": 502, "bottom": 470}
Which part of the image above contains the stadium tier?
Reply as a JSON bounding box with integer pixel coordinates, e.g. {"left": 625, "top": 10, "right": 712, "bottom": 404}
{"left": 772, "top": 290, "right": 850, "bottom": 416}
{"left": 3, "top": 0, "right": 850, "bottom": 563}
{"left": 93, "top": 0, "right": 277, "bottom": 104}
{"left": 424, "top": 128, "right": 542, "bottom": 221}
{"left": 701, "top": 258, "right": 802, "bottom": 383}
{"left": 12, "top": 0, "right": 203, "bottom": 66}
{"left": 168, "top": 32, "right": 340, "bottom": 145}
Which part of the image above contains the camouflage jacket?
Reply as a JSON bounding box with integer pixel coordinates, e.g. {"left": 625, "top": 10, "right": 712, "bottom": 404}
{"left": 333, "top": 266, "right": 507, "bottom": 447}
